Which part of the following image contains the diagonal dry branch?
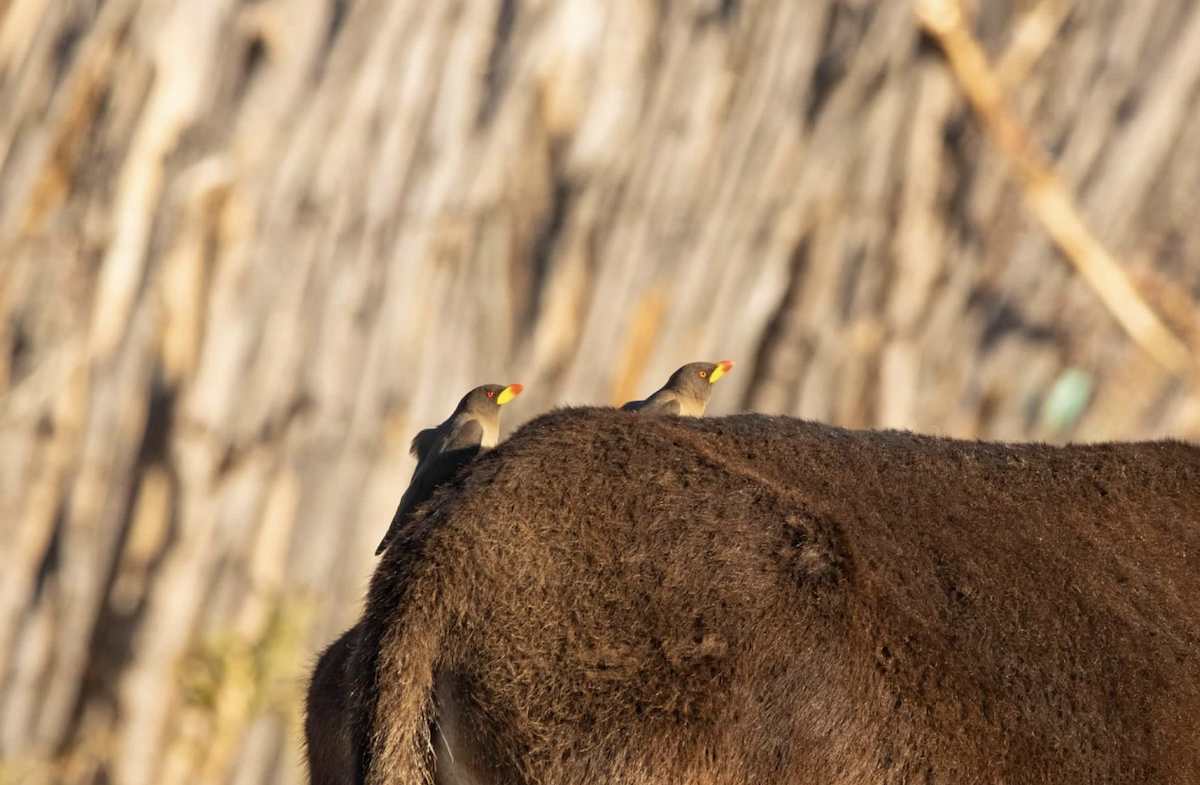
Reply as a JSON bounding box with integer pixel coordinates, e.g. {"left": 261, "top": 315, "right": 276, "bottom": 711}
{"left": 916, "top": 0, "right": 1199, "bottom": 384}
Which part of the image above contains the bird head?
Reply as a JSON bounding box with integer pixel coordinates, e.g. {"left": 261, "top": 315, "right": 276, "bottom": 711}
{"left": 666, "top": 360, "right": 734, "bottom": 401}
{"left": 460, "top": 383, "right": 524, "bottom": 415}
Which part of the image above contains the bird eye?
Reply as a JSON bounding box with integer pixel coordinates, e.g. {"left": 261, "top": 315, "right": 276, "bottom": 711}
{"left": 699, "top": 370, "right": 707, "bottom": 378}
{"left": 487, "top": 390, "right": 495, "bottom": 398}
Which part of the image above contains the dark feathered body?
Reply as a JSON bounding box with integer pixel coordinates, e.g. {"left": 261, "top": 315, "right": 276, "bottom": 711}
{"left": 334, "top": 407, "right": 1200, "bottom": 784}
{"left": 375, "top": 384, "right": 516, "bottom": 556}
{"left": 374, "top": 427, "right": 484, "bottom": 556}
{"left": 621, "top": 361, "right": 731, "bottom": 416}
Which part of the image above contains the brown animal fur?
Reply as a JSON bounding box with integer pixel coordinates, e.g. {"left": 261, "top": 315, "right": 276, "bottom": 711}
{"left": 334, "top": 407, "right": 1200, "bottom": 784}
{"left": 306, "top": 624, "right": 358, "bottom": 785}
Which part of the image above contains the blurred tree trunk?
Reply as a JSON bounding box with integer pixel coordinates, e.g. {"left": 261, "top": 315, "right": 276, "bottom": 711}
{"left": 1, "top": 0, "right": 1199, "bottom": 782}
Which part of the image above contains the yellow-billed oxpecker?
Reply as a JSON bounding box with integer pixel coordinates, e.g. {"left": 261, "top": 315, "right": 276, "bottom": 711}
{"left": 621, "top": 360, "right": 734, "bottom": 416}
{"left": 375, "top": 383, "right": 523, "bottom": 556}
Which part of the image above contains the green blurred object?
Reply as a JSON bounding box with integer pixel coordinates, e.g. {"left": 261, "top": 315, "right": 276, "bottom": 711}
{"left": 1041, "top": 368, "right": 1094, "bottom": 433}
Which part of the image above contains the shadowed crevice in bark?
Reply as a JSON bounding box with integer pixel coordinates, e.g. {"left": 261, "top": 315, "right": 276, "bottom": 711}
{"left": 522, "top": 174, "right": 573, "bottom": 334}
{"left": 478, "top": 0, "right": 520, "bottom": 128}
{"left": 740, "top": 234, "right": 810, "bottom": 413}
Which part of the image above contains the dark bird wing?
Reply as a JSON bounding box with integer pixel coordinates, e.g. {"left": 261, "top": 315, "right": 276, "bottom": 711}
{"left": 409, "top": 427, "right": 440, "bottom": 461}
{"left": 376, "top": 419, "right": 485, "bottom": 556}
{"left": 630, "top": 392, "right": 681, "bottom": 416}
{"left": 440, "top": 416, "right": 486, "bottom": 453}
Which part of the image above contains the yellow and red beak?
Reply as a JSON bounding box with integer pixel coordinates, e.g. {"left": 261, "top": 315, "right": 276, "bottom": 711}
{"left": 496, "top": 383, "right": 524, "bottom": 406}
{"left": 709, "top": 360, "right": 734, "bottom": 384}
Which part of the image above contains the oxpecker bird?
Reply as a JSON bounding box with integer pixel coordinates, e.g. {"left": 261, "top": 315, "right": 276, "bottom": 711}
{"left": 621, "top": 360, "right": 734, "bottom": 416}
{"left": 375, "top": 383, "right": 523, "bottom": 556}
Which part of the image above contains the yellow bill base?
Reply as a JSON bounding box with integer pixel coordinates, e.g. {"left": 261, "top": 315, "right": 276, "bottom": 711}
{"left": 708, "top": 361, "right": 734, "bottom": 384}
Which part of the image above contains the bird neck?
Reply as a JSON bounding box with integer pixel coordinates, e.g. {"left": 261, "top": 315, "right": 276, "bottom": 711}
{"left": 479, "top": 419, "right": 499, "bottom": 449}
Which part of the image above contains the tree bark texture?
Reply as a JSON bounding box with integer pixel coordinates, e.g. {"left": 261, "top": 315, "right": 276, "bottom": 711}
{"left": 1, "top": 0, "right": 1198, "bottom": 783}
